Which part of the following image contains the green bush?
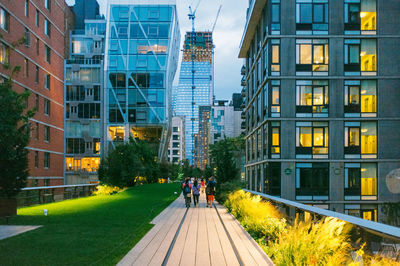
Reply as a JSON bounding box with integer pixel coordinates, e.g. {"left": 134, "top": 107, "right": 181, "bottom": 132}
{"left": 215, "top": 181, "right": 242, "bottom": 204}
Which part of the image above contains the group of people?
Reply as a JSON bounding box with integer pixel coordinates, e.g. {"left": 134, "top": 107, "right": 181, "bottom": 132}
{"left": 181, "top": 177, "right": 216, "bottom": 208}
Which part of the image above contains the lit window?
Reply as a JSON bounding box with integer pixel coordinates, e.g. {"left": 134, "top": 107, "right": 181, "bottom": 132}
{"left": 344, "top": 121, "right": 376, "bottom": 158}
{"left": 0, "top": 42, "right": 9, "bottom": 64}
{"left": 344, "top": 80, "right": 376, "bottom": 116}
{"left": 24, "top": 58, "right": 29, "bottom": 77}
{"left": 345, "top": 0, "right": 376, "bottom": 33}
{"left": 296, "top": 80, "right": 328, "bottom": 117}
{"left": 65, "top": 157, "right": 100, "bottom": 172}
{"left": 109, "top": 126, "right": 125, "bottom": 141}
{"left": 345, "top": 163, "right": 377, "bottom": 200}
{"left": 344, "top": 39, "right": 376, "bottom": 74}
{"left": 271, "top": 122, "right": 280, "bottom": 156}
{"left": 271, "top": 39, "right": 280, "bottom": 74}
{"left": 296, "top": 39, "right": 329, "bottom": 74}
{"left": 0, "top": 8, "right": 9, "bottom": 31}
{"left": 296, "top": 122, "right": 328, "bottom": 158}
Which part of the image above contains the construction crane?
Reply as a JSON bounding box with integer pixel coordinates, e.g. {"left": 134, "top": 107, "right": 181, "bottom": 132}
{"left": 211, "top": 5, "right": 222, "bottom": 33}
{"left": 188, "top": 0, "right": 202, "bottom": 165}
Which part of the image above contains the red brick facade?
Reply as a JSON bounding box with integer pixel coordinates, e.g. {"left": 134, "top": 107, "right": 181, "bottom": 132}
{"left": 0, "top": 0, "right": 67, "bottom": 187}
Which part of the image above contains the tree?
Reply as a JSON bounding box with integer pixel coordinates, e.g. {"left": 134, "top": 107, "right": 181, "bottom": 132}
{"left": 0, "top": 70, "right": 35, "bottom": 198}
{"left": 204, "top": 164, "right": 214, "bottom": 179}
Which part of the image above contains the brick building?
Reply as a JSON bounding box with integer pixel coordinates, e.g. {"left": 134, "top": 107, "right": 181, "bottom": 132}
{"left": 0, "top": 0, "right": 68, "bottom": 188}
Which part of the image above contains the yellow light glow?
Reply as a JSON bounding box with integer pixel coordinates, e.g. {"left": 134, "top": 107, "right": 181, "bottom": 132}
{"left": 360, "top": 12, "right": 367, "bottom": 18}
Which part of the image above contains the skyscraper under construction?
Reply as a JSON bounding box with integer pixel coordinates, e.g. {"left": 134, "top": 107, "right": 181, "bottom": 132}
{"left": 173, "top": 31, "right": 214, "bottom": 165}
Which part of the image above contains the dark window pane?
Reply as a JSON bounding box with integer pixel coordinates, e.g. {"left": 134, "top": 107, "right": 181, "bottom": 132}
{"left": 313, "top": 4, "right": 324, "bottom": 23}
{"left": 272, "top": 4, "right": 280, "bottom": 23}
{"left": 300, "top": 4, "right": 312, "bottom": 23}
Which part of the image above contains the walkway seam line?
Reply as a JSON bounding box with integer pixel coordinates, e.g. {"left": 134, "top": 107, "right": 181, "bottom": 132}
{"left": 214, "top": 205, "right": 244, "bottom": 266}
{"left": 161, "top": 206, "right": 189, "bottom": 266}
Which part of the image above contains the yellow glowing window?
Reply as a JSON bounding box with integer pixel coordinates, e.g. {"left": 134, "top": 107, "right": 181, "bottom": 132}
{"left": 360, "top": 39, "right": 376, "bottom": 72}
{"left": 313, "top": 128, "right": 324, "bottom": 147}
{"left": 349, "top": 128, "right": 360, "bottom": 146}
{"left": 272, "top": 128, "right": 280, "bottom": 146}
{"left": 300, "top": 127, "right": 312, "bottom": 147}
{"left": 313, "top": 45, "right": 324, "bottom": 64}
{"left": 109, "top": 126, "right": 125, "bottom": 141}
{"left": 362, "top": 210, "right": 377, "bottom": 222}
{"left": 349, "top": 86, "right": 360, "bottom": 105}
{"left": 360, "top": 0, "right": 376, "bottom": 31}
{"left": 361, "top": 122, "right": 377, "bottom": 154}
{"left": 361, "top": 80, "right": 376, "bottom": 113}
{"left": 300, "top": 86, "right": 312, "bottom": 106}
{"left": 313, "top": 86, "right": 324, "bottom": 105}
{"left": 300, "top": 44, "right": 312, "bottom": 64}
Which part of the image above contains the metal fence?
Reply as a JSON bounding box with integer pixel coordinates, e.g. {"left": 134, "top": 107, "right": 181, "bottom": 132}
{"left": 17, "top": 184, "right": 98, "bottom": 207}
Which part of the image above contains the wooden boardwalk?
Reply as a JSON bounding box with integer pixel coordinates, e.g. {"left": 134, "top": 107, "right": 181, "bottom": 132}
{"left": 118, "top": 194, "right": 274, "bottom": 266}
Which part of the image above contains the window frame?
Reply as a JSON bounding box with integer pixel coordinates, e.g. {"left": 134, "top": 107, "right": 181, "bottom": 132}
{"left": 0, "top": 8, "right": 10, "bottom": 32}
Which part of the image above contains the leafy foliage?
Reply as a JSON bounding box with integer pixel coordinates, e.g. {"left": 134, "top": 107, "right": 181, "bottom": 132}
{"left": 0, "top": 73, "right": 35, "bottom": 198}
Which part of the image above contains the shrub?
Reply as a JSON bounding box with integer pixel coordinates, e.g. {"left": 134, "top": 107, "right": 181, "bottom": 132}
{"left": 93, "top": 185, "right": 123, "bottom": 196}
{"left": 215, "top": 181, "right": 242, "bottom": 204}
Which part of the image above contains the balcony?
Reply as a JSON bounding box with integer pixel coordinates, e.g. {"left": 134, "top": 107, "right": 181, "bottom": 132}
{"left": 241, "top": 77, "right": 246, "bottom": 86}
{"left": 241, "top": 121, "right": 246, "bottom": 130}
{"left": 241, "top": 65, "right": 246, "bottom": 75}
{"left": 241, "top": 88, "right": 246, "bottom": 97}
{"left": 241, "top": 111, "right": 246, "bottom": 119}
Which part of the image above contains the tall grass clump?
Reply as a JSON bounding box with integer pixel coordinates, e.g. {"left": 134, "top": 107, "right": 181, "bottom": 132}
{"left": 92, "top": 185, "right": 123, "bottom": 196}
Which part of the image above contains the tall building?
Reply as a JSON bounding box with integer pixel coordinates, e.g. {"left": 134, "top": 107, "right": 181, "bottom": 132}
{"left": 211, "top": 99, "right": 242, "bottom": 144}
{"left": 167, "top": 116, "right": 185, "bottom": 163}
{"left": 239, "top": 0, "right": 400, "bottom": 222}
{"left": 0, "top": 0, "right": 68, "bottom": 187}
{"left": 174, "top": 31, "right": 214, "bottom": 165}
{"left": 196, "top": 106, "right": 211, "bottom": 169}
{"left": 72, "top": 0, "right": 100, "bottom": 30}
{"left": 103, "top": 0, "right": 181, "bottom": 160}
{"left": 64, "top": 15, "right": 105, "bottom": 184}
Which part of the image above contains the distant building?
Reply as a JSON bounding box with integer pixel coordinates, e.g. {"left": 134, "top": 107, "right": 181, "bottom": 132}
{"left": 72, "top": 0, "right": 100, "bottom": 30}
{"left": 168, "top": 116, "right": 185, "bottom": 164}
{"left": 103, "top": 0, "right": 181, "bottom": 160}
{"left": 174, "top": 31, "right": 214, "bottom": 165}
{"left": 64, "top": 18, "right": 105, "bottom": 184}
{"left": 195, "top": 106, "right": 211, "bottom": 170}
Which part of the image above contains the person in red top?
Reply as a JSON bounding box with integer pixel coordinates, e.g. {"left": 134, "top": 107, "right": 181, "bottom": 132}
{"left": 182, "top": 177, "right": 192, "bottom": 208}
{"left": 200, "top": 178, "right": 205, "bottom": 194}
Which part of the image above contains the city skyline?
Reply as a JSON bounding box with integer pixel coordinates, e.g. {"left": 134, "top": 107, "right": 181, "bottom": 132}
{"left": 65, "top": 0, "right": 247, "bottom": 101}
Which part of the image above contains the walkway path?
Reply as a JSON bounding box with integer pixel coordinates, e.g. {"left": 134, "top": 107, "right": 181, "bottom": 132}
{"left": 0, "top": 225, "right": 41, "bottom": 241}
{"left": 118, "top": 194, "right": 274, "bottom": 266}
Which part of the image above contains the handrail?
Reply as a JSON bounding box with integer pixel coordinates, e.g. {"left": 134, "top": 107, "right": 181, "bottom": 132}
{"left": 244, "top": 189, "right": 400, "bottom": 241}
{"left": 22, "top": 184, "right": 98, "bottom": 191}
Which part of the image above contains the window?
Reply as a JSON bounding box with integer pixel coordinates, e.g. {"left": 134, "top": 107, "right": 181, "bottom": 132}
{"left": 344, "top": 80, "right": 376, "bottom": 116}
{"left": 66, "top": 138, "right": 85, "bottom": 154}
{"left": 263, "top": 162, "right": 281, "bottom": 196}
{"left": 296, "top": 122, "right": 329, "bottom": 158}
{"left": 36, "top": 38, "right": 39, "bottom": 55}
{"left": 0, "top": 42, "right": 9, "bottom": 64}
{"left": 44, "top": 125, "right": 50, "bottom": 142}
{"left": 344, "top": 0, "right": 376, "bottom": 34}
{"left": 172, "top": 135, "right": 180, "bottom": 141}
{"left": 270, "top": 122, "right": 280, "bottom": 157}
{"left": 34, "top": 151, "right": 39, "bottom": 168}
{"left": 35, "top": 94, "right": 39, "bottom": 109}
{"left": 44, "top": 99, "right": 50, "bottom": 115}
{"left": 173, "top": 127, "right": 179, "bottom": 133}
{"left": 44, "top": 73, "right": 50, "bottom": 90}
{"left": 44, "top": 152, "right": 50, "bottom": 168}
{"left": 24, "top": 58, "right": 29, "bottom": 77}
{"left": 36, "top": 9, "right": 39, "bottom": 26}
{"left": 148, "top": 9, "right": 160, "bottom": 19}
{"left": 44, "top": 19, "right": 51, "bottom": 37}
{"left": 35, "top": 122, "right": 39, "bottom": 140}
{"left": 344, "top": 39, "right": 376, "bottom": 74}
{"left": 270, "top": 81, "right": 280, "bottom": 116}
{"left": 296, "top": 163, "right": 329, "bottom": 200}
{"left": 24, "top": 28, "right": 31, "bottom": 47}
{"left": 345, "top": 121, "right": 376, "bottom": 158}
{"left": 271, "top": 39, "right": 280, "bottom": 74}
{"left": 345, "top": 163, "right": 377, "bottom": 200}
{"left": 0, "top": 8, "right": 9, "bottom": 31}
{"left": 172, "top": 142, "right": 180, "bottom": 148}
{"left": 296, "top": 39, "right": 329, "bottom": 74}
{"left": 35, "top": 65, "right": 39, "bottom": 83}
{"left": 45, "top": 45, "right": 51, "bottom": 63}
{"left": 296, "top": 80, "right": 328, "bottom": 117}
{"left": 44, "top": 0, "right": 51, "bottom": 10}
{"left": 270, "top": 0, "right": 281, "bottom": 34}
{"left": 25, "top": 0, "right": 29, "bottom": 17}
{"left": 296, "top": 0, "right": 328, "bottom": 34}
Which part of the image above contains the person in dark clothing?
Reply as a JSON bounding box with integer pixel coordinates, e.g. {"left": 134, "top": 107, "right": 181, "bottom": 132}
{"left": 192, "top": 179, "right": 200, "bottom": 207}
{"left": 182, "top": 178, "right": 192, "bottom": 208}
{"left": 206, "top": 177, "right": 216, "bottom": 207}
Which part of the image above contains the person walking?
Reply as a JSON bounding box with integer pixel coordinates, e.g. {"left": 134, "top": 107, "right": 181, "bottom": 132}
{"left": 192, "top": 179, "right": 200, "bottom": 207}
{"left": 206, "top": 177, "right": 216, "bottom": 208}
{"left": 182, "top": 177, "right": 192, "bottom": 208}
{"left": 200, "top": 178, "right": 205, "bottom": 194}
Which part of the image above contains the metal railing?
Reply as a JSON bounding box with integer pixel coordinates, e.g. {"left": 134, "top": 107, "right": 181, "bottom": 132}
{"left": 17, "top": 184, "right": 98, "bottom": 207}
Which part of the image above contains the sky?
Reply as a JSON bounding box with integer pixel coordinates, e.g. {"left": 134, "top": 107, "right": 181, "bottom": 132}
{"left": 65, "top": 0, "right": 248, "bottom": 101}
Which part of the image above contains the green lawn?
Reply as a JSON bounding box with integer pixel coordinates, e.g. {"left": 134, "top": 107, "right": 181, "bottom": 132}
{"left": 0, "top": 183, "right": 180, "bottom": 266}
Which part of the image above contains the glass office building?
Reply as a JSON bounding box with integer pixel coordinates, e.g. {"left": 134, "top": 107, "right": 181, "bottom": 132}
{"left": 104, "top": 0, "right": 180, "bottom": 159}
{"left": 174, "top": 32, "right": 214, "bottom": 165}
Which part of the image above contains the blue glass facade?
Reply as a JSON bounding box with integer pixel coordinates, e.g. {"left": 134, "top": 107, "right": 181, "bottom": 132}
{"left": 104, "top": 1, "right": 180, "bottom": 159}
{"left": 173, "top": 32, "right": 214, "bottom": 165}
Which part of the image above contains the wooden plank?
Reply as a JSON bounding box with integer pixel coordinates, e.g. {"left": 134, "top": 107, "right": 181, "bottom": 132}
{"left": 117, "top": 197, "right": 183, "bottom": 266}
{"left": 166, "top": 207, "right": 194, "bottom": 266}
{"left": 179, "top": 205, "right": 199, "bottom": 265}
{"left": 215, "top": 204, "right": 258, "bottom": 265}
{"left": 151, "top": 194, "right": 183, "bottom": 224}
{"left": 133, "top": 200, "right": 187, "bottom": 266}
{"left": 210, "top": 206, "right": 240, "bottom": 266}
{"left": 196, "top": 201, "right": 211, "bottom": 266}
{"left": 204, "top": 205, "right": 227, "bottom": 266}
{"left": 148, "top": 204, "right": 188, "bottom": 266}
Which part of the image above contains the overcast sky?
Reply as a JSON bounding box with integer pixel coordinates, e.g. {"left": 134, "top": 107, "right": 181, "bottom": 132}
{"left": 65, "top": 0, "right": 248, "bottom": 100}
